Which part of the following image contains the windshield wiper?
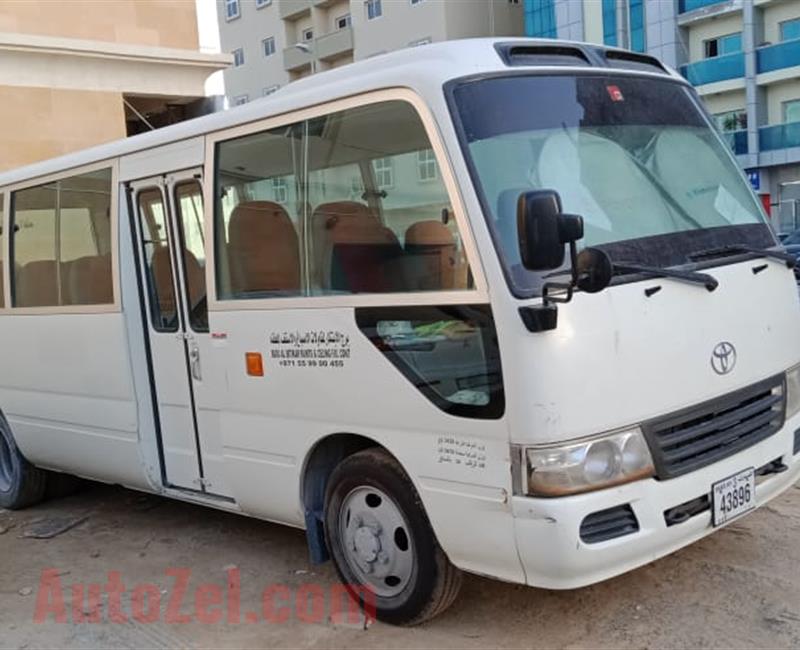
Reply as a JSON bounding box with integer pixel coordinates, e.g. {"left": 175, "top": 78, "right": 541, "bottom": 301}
{"left": 688, "top": 244, "right": 796, "bottom": 268}
{"left": 613, "top": 261, "right": 718, "bottom": 292}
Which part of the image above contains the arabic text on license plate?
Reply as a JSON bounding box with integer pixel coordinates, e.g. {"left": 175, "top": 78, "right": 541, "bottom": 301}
{"left": 712, "top": 467, "right": 755, "bottom": 527}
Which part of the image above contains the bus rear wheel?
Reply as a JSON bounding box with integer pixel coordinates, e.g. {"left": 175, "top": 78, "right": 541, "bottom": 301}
{"left": 0, "top": 416, "right": 47, "bottom": 510}
{"left": 324, "top": 447, "right": 462, "bottom": 626}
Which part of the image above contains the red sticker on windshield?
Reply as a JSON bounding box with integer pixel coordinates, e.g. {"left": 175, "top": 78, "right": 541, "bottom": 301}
{"left": 606, "top": 85, "right": 624, "bottom": 102}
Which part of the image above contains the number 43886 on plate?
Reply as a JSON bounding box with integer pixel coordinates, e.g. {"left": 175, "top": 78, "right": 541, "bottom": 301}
{"left": 712, "top": 467, "right": 756, "bottom": 527}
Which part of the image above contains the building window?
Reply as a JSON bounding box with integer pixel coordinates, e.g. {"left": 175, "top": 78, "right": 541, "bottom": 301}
{"left": 336, "top": 14, "right": 351, "bottom": 29}
{"left": 232, "top": 48, "right": 245, "bottom": 67}
{"left": 410, "top": 0, "right": 424, "bottom": 4}
{"left": 409, "top": 37, "right": 432, "bottom": 47}
{"left": 263, "top": 85, "right": 280, "bottom": 96}
{"left": 262, "top": 36, "right": 276, "bottom": 57}
{"left": 233, "top": 95, "right": 249, "bottom": 106}
{"left": 509, "top": 0, "right": 520, "bottom": 4}
{"left": 366, "top": 0, "right": 382, "bottom": 20}
{"left": 783, "top": 100, "right": 800, "bottom": 124}
{"left": 713, "top": 109, "right": 747, "bottom": 132}
{"left": 780, "top": 18, "right": 800, "bottom": 42}
{"left": 704, "top": 32, "right": 742, "bottom": 58}
{"left": 225, "top": 0, "right": 240, "bottom": 21}
{"left": 255, "top": 0, "right": 271, "bottom": 7}
{"left": 602, "top": 0, "right": 617, "bottom": 46}
{"left": 372, "top": 157, "right": 394, "bottom": 188}
{"left": 525, "top": 0, "right": 556, "bottom": 38}
{"left": 417, "top": 149, "right": 438, "bottom": 181}
{"left": 302, "top": 28, "right": 314, "bottom": 42}
{"left": 272, "top": 177, "right": 289, "bottom": 203}
{"left": 628, "top": 0, "right": 645, "bottom": 53}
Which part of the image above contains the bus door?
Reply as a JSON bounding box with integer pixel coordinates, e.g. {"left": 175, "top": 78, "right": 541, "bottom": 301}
{"left": 130, "top": 171, "right": 232, "bottom": 498}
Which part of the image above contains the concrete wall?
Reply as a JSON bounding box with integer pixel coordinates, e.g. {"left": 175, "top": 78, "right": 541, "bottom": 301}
{"left": 0, "top": 0, "right": 199, "bottom": 49}
{"left": 762, "top": 0, "right": 800, "bottom": 45}
{"left": 703, "top": 89, "right": 747, "bottom": 115}
{"left": 583, "top": 0, "right": 603, "bottom": 45}
{"left": 687, "top": 13, "right": 743, "bottom": 60}
{"left": 352, "top": 0, "right": 447, "bottom": 59}
{"left": 766, "top": 78, "right": 800, "bottom": 124}
{"left": 0, "top": 85, "right": 125, "bottom": 171}
{"left": 217, "top": 0, "right": 290, "bottom": 100}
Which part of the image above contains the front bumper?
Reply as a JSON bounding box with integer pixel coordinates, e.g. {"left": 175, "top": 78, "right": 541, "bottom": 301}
{"left": 512, "top": 414, "right": 800, "bottom": 589}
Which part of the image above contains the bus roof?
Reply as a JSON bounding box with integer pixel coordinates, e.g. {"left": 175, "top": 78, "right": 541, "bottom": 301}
{"left": 0, "top": 37, "right": 683, "bottom": 188}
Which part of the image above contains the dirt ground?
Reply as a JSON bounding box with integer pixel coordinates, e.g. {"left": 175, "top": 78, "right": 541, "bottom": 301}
{"left": 2, "top": 481, "right": 800, "bottom": 650}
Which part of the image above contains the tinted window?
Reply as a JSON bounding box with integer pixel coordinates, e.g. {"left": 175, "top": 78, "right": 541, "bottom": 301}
{"left": 215, "top": 100, "right": 472, "bottom": 300}
{"left": 174, "top": 181, "right": 208, "bottom": 332}
{"left": 138, "top": 188, "right": 178, "bottom": 331}
{"left": 12, "top": 168, "right": 113, "bottom": 307}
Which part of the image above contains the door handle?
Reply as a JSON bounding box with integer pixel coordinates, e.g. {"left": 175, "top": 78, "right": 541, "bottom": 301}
{"left": 189, "top": 344, "right": 202, "bottom": 381}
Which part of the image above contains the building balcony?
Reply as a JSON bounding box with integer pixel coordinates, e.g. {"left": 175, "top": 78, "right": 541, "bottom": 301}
{"left": 679, "top": 0, "right": 726, "bottom": 12}
{"left": 722, "top": 130, "right": 748, "bottom": 155}
{"left": 756, "top": 39, "right": 800, "bottom": 75}
{"left": 760, "top": 122, "right": 800, "bottom": 151}
{"left": 679, "top": 52, "right": 744, "bottom": 86}
{"left": 279, "top": 0, "right": 312, "bottom": 20}
{"left": 283, "top": 44, "right": 313, "bottom": 71}
{"left": 315, "top": 27, "right": 353, "bottom": 61}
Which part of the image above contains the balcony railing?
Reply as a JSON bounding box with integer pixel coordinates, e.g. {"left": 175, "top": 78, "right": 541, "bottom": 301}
{"left": 760, "top": 122, "right": 800, "bottom": 151}
{"left": 315, "top": 27, "right": 353, "bottom": 61}
{"left": 679, "top": 52, "right": 744, "bottom": 85}
{"left": 279, "top": 0, "right": 312, "bottom": 20}
{"left": 722, "top": 130, "right": 748, "bottom": 155}
{"left": 679, "top": 0, "right": 726, "bottom": 12}
{"left": 756, "top": 38, "right": 800, "bottom": 74}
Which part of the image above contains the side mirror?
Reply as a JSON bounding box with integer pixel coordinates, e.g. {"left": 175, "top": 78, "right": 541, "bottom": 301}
{"left": 517, "top": 190, "right": 584, "bottom": 270}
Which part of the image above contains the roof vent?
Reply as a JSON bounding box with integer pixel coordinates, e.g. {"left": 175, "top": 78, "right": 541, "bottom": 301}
{"left": 495, "top": 43, "right": 591, "bottom": 67}
{"left": 603, "top": 50, "right": 667, "bottom": 74}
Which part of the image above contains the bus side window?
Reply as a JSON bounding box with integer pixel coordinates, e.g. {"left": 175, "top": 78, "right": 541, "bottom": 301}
{"left": 0, "top": 193, "right": 4, "bottom": 308}
{"left": 12, "top": 168, "right": 113, "bottom": 308}
{"left": 137, "top": 188, "right": 178, "bottom": 331}
{"left": 174, "top": 181, "right": 207, "bottom": 332}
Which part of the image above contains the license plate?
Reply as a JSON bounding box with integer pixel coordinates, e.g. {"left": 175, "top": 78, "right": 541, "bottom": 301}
{"left": 712, "top": 467, "right": 756, "bottom": 527}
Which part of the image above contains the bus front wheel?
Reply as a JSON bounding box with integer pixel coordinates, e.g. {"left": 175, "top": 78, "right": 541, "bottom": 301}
{"left": 323, "top": 447, "right": 462, "bottom": 625}
{"left": 0, "top": 415, "right": 47, "bottom": 510}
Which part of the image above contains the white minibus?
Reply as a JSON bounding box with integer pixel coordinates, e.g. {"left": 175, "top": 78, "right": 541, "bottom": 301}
{"left": 1, "top": 39, "right": 799, "bottom": 625}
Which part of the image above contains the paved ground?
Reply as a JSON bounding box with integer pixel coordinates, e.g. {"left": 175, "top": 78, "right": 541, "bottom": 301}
{"left": 2, "top": 481, "right": 800, "bottom": 649}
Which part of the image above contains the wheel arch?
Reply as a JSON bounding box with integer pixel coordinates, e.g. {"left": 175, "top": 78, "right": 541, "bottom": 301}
{"left": 300, "top": 432, "right": 395, "bottom": 563}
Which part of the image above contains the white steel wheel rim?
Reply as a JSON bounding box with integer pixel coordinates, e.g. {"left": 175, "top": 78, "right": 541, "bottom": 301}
{"left": 338, "top": 485, "right": 415, "bottom": 598}
{"left": 0, "top": 431, "right": 13, "bottom": 493}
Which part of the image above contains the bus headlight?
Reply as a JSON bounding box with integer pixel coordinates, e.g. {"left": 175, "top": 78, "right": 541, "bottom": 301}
{"left": 524, "top": 428, "right": 655, "bottom": 497}
{"left": 785, "top": 364, "right": 800, "bottom": 420}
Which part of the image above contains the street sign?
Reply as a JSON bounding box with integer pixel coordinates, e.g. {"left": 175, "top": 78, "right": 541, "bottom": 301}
{"left": 746, "top": 169, "right": 760, "bottom": 191}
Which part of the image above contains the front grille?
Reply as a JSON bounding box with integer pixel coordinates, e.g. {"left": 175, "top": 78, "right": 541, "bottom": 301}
{"left": 643, "top": 375, "right": 785, "bottom": 480}
{"left": 580, "top": 505, "right": 639, "bottom": 544}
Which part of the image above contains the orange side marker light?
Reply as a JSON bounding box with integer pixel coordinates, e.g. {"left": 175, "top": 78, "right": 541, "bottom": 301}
{"left": 245, "top": 352, "right": 264, "bottom": 377}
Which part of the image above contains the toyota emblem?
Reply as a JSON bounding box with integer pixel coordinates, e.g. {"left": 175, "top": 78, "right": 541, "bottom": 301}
{"left": 711, "top": 342, "right": 737, "bottom": 375}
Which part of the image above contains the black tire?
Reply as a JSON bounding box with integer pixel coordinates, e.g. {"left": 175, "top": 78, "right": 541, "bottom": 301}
{"left": 324, "top": 447, "right": 462, "bottom": 626}
{"left": 45, "top": 472, "right": 85, "bottom": 500}
{"left": 0, "top": 415, "right": 47, "bottom": 510}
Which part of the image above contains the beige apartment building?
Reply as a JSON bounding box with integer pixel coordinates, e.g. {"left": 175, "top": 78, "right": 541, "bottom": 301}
{"left": 216, "top": 0, "right": 524, "bottom": 104}
{"left": 0, "top": 0, "right": 230, "bottom": 172}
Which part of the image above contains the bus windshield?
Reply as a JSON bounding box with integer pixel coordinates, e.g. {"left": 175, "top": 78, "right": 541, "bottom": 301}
{"left": 451, "top": 74, "right": 775, "bottom": 297}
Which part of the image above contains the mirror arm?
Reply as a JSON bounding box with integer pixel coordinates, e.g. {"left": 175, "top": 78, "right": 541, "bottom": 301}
{"left": 519, "top": 241, "right": 581, "bottom": 334}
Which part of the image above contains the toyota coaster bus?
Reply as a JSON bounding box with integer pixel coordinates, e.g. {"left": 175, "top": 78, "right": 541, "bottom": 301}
{"left": 0, "top": 39, "right": 799, "bottom": 625}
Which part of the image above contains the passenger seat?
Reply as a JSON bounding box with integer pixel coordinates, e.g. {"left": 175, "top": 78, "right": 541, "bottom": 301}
{"left": 311, "top": 201, "right": 403, "bottom": 293}
{"left": 228, "top": 201, "right": 300, "bottom": 296}
{"left": 404, "top": 220, "right": 460, "bottom": 291}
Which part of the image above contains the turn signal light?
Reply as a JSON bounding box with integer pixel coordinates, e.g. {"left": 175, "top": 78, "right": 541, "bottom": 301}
{"left": 245, "top": 352, "right": 264, "bottom": 377}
